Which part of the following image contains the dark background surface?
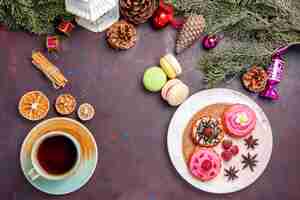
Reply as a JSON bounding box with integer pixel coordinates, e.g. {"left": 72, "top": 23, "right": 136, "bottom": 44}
{"left": 0, "top": 24, "right": 299, "bottom": 200}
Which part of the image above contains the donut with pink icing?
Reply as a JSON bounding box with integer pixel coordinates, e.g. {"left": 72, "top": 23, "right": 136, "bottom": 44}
{"left": 189, "top": 149, "right": 221, "bottom": 181}
{"left": 223, "top": 104, "right": 256, "bottom": 138}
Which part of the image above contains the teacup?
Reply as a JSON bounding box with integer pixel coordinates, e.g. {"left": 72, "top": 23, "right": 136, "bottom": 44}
{"left": 28, "top": 131, "right": 81, "bottom": 181}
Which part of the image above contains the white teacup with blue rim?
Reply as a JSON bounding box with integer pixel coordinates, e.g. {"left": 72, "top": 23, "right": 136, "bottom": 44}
{"left": 28, "top": 131, "right": 81, "bottom": 181}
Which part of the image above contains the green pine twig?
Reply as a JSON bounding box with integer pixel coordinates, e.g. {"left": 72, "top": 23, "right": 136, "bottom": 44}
{"left": 170, "top": 0, "right": 300, "bottom": 87}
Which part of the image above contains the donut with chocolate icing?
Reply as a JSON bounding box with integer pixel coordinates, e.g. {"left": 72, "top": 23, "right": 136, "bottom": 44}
{"left": 191, "top": 116, "right": 224, "bottom": 147}
{"left": 223, "top": 104, "right": 256, "bottom": 138}
{"left": 189, "top": 148, "right": 221, "bottom": 181}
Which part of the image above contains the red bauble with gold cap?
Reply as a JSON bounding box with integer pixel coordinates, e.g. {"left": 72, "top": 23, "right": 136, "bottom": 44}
{"left": 152, "top": 1, "right": 174, "bottom": 29}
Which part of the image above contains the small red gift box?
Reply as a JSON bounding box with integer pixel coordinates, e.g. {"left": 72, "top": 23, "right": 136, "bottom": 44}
{"left": 46, "top": 36, "right": 60, "bottom": 52}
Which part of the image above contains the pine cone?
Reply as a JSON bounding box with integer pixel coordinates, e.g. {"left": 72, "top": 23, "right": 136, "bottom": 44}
{"left": 106, "top": 20, "right": 137, "bottom": 50}
{"left": 242, "top": 65, "right": 268, "bottom": 93}
{"left": 176, "top": 15, "right": 206, "bottom": 54}
{"left": 120, "top": 0, "right": 157, "bottom": 25}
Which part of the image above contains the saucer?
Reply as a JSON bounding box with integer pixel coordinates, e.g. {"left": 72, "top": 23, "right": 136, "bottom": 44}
{"left": 20, "top": 117, "right": 98, "bottom": 195}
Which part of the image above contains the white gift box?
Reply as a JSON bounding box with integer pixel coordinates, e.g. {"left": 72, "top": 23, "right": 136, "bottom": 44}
{"left": 76, "top": 3, "right": 119, "bottom": 32}
{"left": 65, "top": 0, "right": 119, "bottom": 32}
{"left": 65, "top": 0, "right": 117, "bottom": 22}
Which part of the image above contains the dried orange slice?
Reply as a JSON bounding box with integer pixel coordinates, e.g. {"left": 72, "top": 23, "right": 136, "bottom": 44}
{"left": 55, "top": 94, "right": 77, "bottom": 115}
{"left": 18, "top": 91, "right": 50, "bottom": 121}
{"left": 78, "top": 103, "right": 95, "bottom": 121}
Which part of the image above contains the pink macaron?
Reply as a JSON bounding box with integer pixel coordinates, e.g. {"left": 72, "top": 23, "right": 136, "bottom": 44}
{"left": 223, "top": 104, "right": 256, "bottom": 138}
{"left": 189, "top": 148, "right": 221, "bottom": 182}
{"left": 161, "top": 79, "right": 189, "bottom": 106}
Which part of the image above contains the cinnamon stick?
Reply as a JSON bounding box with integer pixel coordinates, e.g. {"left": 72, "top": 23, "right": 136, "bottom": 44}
{"left": 31, "top": 51, "right": 68, "bottom": 89}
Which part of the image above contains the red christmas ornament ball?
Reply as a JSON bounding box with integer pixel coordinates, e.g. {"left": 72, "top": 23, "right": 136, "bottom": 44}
{"left": 152, "top": 4, "right": 174, "bottom": 29}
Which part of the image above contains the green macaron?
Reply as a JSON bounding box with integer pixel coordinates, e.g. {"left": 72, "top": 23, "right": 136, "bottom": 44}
{"left": 143, "top": 66, "right": 167, "bottom": 92}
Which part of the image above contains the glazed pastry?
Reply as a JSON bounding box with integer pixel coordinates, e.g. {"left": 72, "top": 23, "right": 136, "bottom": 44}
{"left": 160, "top": 53, "right": 182, "bottom": 79}
{"left": 191, "top": 116, "right": 224, "bottom": 147}
{"left": 78, "top": 103, "right": 95, "bottom": 121}
{"left": 161, "top": 79, "right": 189, "bottom": 106}
{"left": 55, "top": 94, "right": 77, "bottom": 115}
{"left": 182, "top": 103, "right": 228, "bottom": 163}
{"left": 223, "top": 104, "right": 256, "bottom": 138}
{"left": 189, "top": 148, "right": 221, "bottom": 181}
{"left": 18, "top": 91, "right": 49, "bottom": 121}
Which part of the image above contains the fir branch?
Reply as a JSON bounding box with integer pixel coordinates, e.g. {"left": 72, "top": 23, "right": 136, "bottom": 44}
{"left": 170, "top": 0, "right": 300, "bottom": 86}
{"left": 0, "top": 0, "right": 73, "bottom": 34}
{"left": 199, "top": 41, "right": 273, "bottom": 87}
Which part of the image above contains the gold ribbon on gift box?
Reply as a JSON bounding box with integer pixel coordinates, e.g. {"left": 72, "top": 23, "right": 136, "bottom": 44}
{"left": 31, "top": 51, "right": 68, "bottom": 89}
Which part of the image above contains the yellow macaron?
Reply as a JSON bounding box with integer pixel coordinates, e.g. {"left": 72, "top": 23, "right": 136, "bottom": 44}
{"left": 160, "top": 54, "right": 182, "bottom": 79}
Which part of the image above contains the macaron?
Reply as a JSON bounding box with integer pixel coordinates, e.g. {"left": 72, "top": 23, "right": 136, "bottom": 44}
{"left": 160, "top": 54, "right": 182, "bottom": 79}
{"left": 161, "top": 79, "right": 189, "bottom": 106}
{"left": 143, "top": 66, "right": 167, "bottom": 92}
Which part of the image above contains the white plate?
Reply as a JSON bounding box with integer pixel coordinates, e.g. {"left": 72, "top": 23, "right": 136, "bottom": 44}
{"left": 167, "top": 88, "right": 273, "bottom": 194}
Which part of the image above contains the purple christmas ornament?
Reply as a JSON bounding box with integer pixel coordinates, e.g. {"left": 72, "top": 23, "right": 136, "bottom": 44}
{"left": 202, "top": 35, "right": 219, "bottom": 50}
{"left": 260, "top": 55, "right": 285, "bottom": 100}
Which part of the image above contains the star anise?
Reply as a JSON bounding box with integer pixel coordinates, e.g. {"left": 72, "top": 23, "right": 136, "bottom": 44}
{"left": 241, "top": 153, "right": 258, "bottom": 172}
{"left": 224, "top": 166, "right": 239, "bottom": 181}
{"left": 244, "top": 135, "right": 259, "bottom": 150}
